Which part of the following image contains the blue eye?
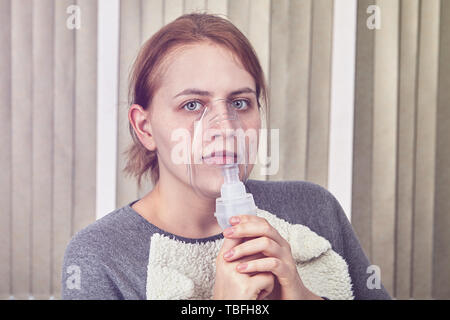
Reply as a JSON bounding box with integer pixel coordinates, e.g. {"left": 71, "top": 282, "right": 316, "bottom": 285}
{"left": 182, "top": 100, "right": 203, "bottom": 112}
{"left": 231, "top": 99, "right": 250, "bottom": 110}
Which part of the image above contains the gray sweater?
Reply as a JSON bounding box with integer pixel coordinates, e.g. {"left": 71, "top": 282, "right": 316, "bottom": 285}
{"left": 62, "top": 179, "right": 392, "bottom": 300}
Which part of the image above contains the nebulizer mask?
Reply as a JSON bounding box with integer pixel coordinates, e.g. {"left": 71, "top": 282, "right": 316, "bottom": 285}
{"left": 186, "top": 98, "right": 257, "bottom": 230}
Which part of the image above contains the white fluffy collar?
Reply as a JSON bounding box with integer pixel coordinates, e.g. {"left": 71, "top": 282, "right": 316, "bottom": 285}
{"left": 146, "top": 208, "right": 354, "bottom": 300}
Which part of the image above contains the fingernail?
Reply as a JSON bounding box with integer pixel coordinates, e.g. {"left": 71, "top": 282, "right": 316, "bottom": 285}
{"left": 223, "top": 250, "right": 234, "bottom": 259}
{"left": 223, "top": 227, "right": 234, "bottom": 237}
{"left": 237, "top": 263, "right": 247, "bottom": 271}
{"left": 230, "top": 216, "right": 240, "bottom": 224}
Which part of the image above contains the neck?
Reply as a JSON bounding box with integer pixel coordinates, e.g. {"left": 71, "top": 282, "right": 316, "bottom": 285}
{"left": 136, "top": 170, "right": 222, "bottom": 239}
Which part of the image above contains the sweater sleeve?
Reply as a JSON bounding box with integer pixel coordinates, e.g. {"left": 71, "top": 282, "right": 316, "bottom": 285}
{"left": 327, "top": 192, "right": 392, "bottom": 300}
{"left": 61, "top": 231, "right": 123, "bottom": 300}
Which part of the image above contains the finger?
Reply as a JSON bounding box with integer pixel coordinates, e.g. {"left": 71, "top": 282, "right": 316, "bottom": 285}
{"left": 237, "top": 257, "right": 292, "bottom": 284}
{"left": 223, "top": 218, "right": 286, "bottom": 247}
{"left": 250, "top": 272, "right": 275, "bottom": 300}
{"left": 229, "top": 214, "right": 269, "bottom": 225}
{"left": 257, "top": 289, "right": 271, "bottom": 300}
{"left": 219, "top": 236, "right": 242, "bottom": 255}
{"left": 223, "top": 236, "right": 283, "bottom": 261}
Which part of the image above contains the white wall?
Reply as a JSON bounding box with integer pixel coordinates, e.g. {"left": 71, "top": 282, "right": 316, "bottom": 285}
{"left": 328, "top": 0, "right": 357, "bottom": 221}
{"left": 96, "top": 0, "right": 120, "bottom": 219}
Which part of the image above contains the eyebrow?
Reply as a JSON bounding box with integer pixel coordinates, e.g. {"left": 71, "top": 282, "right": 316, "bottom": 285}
{"left": 173, "top": 87, "right": 256, "bottom": 99}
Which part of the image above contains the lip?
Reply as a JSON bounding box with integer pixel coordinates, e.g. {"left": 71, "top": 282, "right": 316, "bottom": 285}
{"left": 202, "top": 150, "right": 237, "bottom": 159}
{"left": 202, "top": 150, "right": 238, "bottom": 165}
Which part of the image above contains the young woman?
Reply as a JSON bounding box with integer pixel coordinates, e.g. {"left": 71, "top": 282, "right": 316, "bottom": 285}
{"left": 62, "top": 13, "right": 391, "bottom": 300}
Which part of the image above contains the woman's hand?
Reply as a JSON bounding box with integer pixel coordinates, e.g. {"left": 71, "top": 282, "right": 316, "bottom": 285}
{"left": 221, "top": 215, "right": 323, "bottom": 300}
{"left": 213, "top": 236, "right": 275, "bottom": 300}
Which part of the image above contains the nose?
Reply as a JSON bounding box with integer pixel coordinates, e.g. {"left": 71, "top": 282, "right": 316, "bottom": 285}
{"left": 203, "top": 100, "right": 240, "bottom": 145}
{"left": 207, "top": 99, "right": 239, "bottom": 131}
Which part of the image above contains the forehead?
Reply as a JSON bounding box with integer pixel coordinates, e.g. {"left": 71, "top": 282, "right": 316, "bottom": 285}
{"left": 159, "top": 42, "right": 256, "bottom": 95}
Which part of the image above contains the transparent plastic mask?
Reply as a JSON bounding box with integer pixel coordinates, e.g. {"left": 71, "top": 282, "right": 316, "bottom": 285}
{"left": 186, "top": 97, "right": 251, "bottom": 199}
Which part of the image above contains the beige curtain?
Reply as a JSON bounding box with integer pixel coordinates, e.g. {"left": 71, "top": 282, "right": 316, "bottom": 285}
{"left": 353, "top": 0, "right": 449, "bottom": 299}
{"left": 1, "top": 0, "right": 448, "bottom": 300}
{"left": 0, "top": 0, "right": 97, "bottom": 299}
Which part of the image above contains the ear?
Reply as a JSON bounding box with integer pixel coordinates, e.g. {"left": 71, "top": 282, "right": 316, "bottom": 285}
{"left": 128, "top": 104, "right": 157, "bottom": 151}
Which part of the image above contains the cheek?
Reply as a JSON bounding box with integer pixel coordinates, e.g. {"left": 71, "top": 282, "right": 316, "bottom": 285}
{"left": 241, "top": 114, "right": 261, "bottom": 165}
{"left": 243, "top": 113, "right": 262, "bottom": 141}
{"left": 152, "top": 108, "right": 191, "bottom": 141}
{"left": 243, "top": 108, "right": 262, "bottom": 129}
{"left": 151, "top": 115, "right": 196, "bottom": 165}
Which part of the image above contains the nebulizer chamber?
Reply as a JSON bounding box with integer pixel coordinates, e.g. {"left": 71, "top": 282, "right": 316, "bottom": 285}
{"left": 215, "top": 164, "right": 257, "bottom": 229}
{"left": 187, "top": 98, "right": 257, "bottom": 230}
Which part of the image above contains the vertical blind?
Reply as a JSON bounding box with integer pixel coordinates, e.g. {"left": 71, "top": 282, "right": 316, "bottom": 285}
{"left": 352, "top": 0, "right": 449, "bottom": 299}
{"left": 0, "top": 0, "right": 448, "bottom": 300}
{"left": 0, "top": 0, "right": 97, "bottom": 299}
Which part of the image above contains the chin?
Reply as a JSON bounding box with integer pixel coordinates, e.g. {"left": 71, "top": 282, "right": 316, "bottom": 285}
{"left": 192, "top": 171, "right": 223, "bottom": 198}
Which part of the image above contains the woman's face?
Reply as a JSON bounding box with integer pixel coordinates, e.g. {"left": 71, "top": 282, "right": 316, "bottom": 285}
{"left": 148, "top": 41, "right": 261, "bottom": 197}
